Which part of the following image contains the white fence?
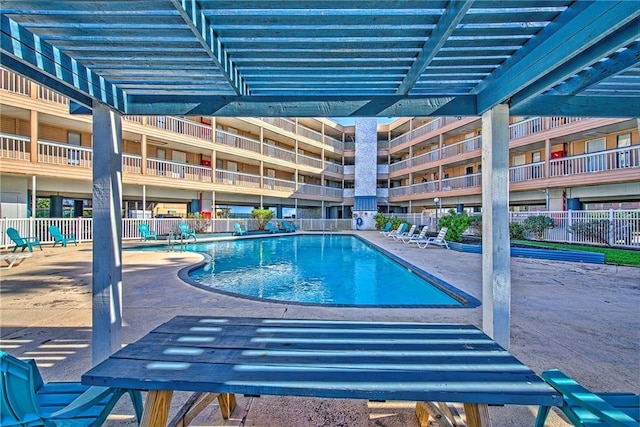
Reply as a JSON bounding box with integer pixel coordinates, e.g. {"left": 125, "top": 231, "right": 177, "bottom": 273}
{"left": 0, "top": 218, "right": 354, "bottom": 249}
{"left": 383, "top": 210, "right": 640, "bottom": 248}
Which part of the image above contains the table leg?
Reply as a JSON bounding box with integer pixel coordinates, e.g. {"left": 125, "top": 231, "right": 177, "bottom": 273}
{"left": 141, "top": 390, "right": 174, "bottom": 427}
{"left": 463, "top": 403, "right": 492, "bottom": 427}
{"left": 217, "top": 392, "right": 237, "bottom": 419}
{"left": 415, "top": 401, "right": 454, "bottom": 427}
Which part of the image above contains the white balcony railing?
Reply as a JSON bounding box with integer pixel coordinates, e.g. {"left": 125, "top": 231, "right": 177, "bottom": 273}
{"left": 510, "top": 162, "right": 544, "bottom": 182}
{"left": 264, "top": 143, "right": 296, "bottom": 162}
{"left": 38, "top": 140, "right": 93, "bottom": 168}
{"left": 549, "top": 145, "right": 640, "bottom": 177}
{"left": 441, "top": 173, "right": 481, "bottom": 190}
{"left": 123, "top": 154, "right": 142, "bottom": 174}
{"left": 1, "top": 68, "right": 31, "bottom": 96}
{"left": 215, "top": 170, "right": 260, "bottom": 188}
{"left": 263, "top": 177, "right": 296, "bottom": 192}
{"left": 325, "top": 162, "right": 343, "bottom": 174}
{"left": 298, "top": 153, "right": 323, "bottom": 169}
{"left": 0, "top": 133, "right": 29, "bottom": 160}
{"left": 216, "top": 129, "right": 261, "bottom": 153}
{"left": 147, "top": 158, "right": 213, "bottom": 182}
{"left": 147, "top": 116, "right": 213, "bottom": 141}
{"left": 411, "top": 149, "right": 439, "bottom": 167}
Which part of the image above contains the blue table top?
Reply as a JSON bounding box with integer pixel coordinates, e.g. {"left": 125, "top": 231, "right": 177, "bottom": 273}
{"left": 82, "top": 316, "right": 561, "bottom": 406}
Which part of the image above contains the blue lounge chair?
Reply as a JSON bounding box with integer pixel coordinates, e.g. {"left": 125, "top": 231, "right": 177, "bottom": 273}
{"left": 6, "top": 227, "right": 42, "bottom": 252}
{"left": 48, "top": 225, "right": 78, "bottom": 247}
{"left": 535, "top": 369, "right": 639, "bottom": 427}
{"left": 0, "top": 350, "right": 143, "bottom": 426}
{"left": 233, "top": 222, "right": 248, "bottom": 236}
{"left": 178, "top": 222, "right": 197, "bottom": 241}
{"left": 266, "top": 222, "right": 280, "bottom": 234}
{"left": 138, "top": 223, "right": 157, "bottom": 241}
{"left": 378, "top": 221, "right": 392, "bottom": 234}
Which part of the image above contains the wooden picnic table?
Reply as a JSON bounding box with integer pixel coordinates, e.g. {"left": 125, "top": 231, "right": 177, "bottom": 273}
{"left": 82, "top": 316, "right": 561, "bottom": 426}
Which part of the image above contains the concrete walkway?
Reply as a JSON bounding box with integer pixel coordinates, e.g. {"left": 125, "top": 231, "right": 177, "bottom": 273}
{"left": 1, "top": 231, "right": 638, "bottom": 426}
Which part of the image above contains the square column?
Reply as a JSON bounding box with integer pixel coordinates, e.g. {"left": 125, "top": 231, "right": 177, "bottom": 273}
{"left": 91, "top": 103, "right": 123, "bottom": 364}
{"left": 481, "top": 104, "right": 511, "bottom": 349}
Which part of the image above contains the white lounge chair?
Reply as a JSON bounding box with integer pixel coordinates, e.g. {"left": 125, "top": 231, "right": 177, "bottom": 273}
{"left": 416, "top": 227, "right": 449, "bottom": 249}
{"left": 393, "top": 224, "right": 416, "bottom": 241}
{"left": 0, "top": 253, "right": 32, "bottom": 270}
{"left": 383, "top": 223, "right": 406, "bottom": 238}
{"left": 401, "top": 226, "right": 428, "bottom": 244}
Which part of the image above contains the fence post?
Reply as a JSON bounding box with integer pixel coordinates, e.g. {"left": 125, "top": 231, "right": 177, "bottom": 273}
{"left": 76, "top": 217, "right": 81, "bottom": 244}
{"left": 609, "top": 209, "right": 615, "bottom": 246}
{"left": 567, "top": 210, "right": 574, "bottom": 243}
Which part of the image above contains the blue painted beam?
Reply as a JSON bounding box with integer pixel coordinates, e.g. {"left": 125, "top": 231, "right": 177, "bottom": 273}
{"left": 549, "top": 40, "right": 640, "bottom": 96}
{"left": 0, "top": 15, "right": 125, "bottom": 110}
{"left": 509, "top": 17, "right": 640, "bottom": 107}
{"left": 510, "top": 95, "right": 640, "bottom": 118}
{"left": 396, "top": 0, "right": 474, "bottom": 95}
{"left": 171, "top": 0, "right": 246, "bottom": 95}
{"left": 477, "top": 1, "right": 640, "bottom": 113}
{"left": 122, "top": 94, "right": 477, "bottom": 117}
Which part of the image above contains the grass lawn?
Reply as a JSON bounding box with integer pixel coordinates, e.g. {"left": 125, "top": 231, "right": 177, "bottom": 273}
{"left": 513, "top": 240, "right": 640, "bottom": 267}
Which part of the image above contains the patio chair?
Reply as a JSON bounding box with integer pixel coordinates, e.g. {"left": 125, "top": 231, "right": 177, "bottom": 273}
{"left": 138, "top": 223, "right": 157, "bottom": 241}
{"left": 233, "top": 222, "right": 248, "bottom": 236}
{"left": 383, "top": 223, "right": 406, "bottom": 238}
{"left": 0, "top": 350, "right": 143, "bottom": 426}
{"left": 378, "top": 222, "right": 392, "bottom": 234}
{"left": 6, "top": 228, "right": 42, "bottom": 253}
{"left": 178, "top": 222, "right": 197, "bottom": 241}
{"left": 416, "top": 227, "right": 449, "bottom": 249}
{"left": 0, "top": 253, "right": 31, "bottom": 270}
{"left": 401, "top": 226, "right": 429, "bottom": 244}
{"left": 48, "top": 225, "right": 78, "bottom": 247}
{"left": 535, "top": 369, "right": 639, "bottom": 427}
{"left": 392, "top": 224, "right": 416, "bottom": 241}
{"left": 282, "top": 221, "right": 297, "bottom": 233}
{"left": 266, "top": 222, "right": 280, "bottom": 234}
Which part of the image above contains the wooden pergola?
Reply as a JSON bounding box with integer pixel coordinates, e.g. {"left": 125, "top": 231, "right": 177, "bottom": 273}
{"left": 2, "top": 0, "right": 638, "bottom": 363}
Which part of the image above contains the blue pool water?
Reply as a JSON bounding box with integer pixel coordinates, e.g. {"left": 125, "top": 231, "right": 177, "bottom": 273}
{"left": 185, "top": 235, "right": 468, "bottom": 307}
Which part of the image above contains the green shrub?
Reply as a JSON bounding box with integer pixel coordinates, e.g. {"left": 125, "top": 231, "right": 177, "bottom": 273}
{"left": 523, "top": 215, "right": 554, "bottom": 240}
{"left": 509, "top": 222, "right": 525, "bottom": 240}
{"left": 438, "top": 210, "right": 472, "bottom": 242}
{"left": 469, "top": 215, "right": 482, "bottom": 236}
{"left": 252, "top": 208, "right": 274, "bottom": 230}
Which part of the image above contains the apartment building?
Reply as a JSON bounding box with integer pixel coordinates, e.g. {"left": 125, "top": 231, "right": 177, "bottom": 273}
{"left": 1, "top": 68, "right": 638, "bottom": 220}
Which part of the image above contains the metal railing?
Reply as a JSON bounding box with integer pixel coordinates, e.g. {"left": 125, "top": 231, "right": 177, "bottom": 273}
{"left": 0, "top": 217, "right": 355, "bottom": 248}
{"left": 216, "top": 130, "right": 261, "bottom": 153}
{"left": 509, "top": 210, "right": 640, "bottom": 248}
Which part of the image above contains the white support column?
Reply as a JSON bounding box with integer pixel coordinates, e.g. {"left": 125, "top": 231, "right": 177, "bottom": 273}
{"left": 31, "top": 176, "right": 36, "bottom": 218}
{"left": 91, "top": 103, "right": 123, "bottom": 365}
{"left": 142, "top": 185, "right": 147, "bottom": 218}
{"left": 481, "top": 104, "right": 511, "bottom": 350}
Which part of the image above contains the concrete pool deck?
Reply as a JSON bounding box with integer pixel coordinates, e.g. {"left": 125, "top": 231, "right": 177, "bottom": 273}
{"left": 1, "top": 231, "right": 638, "bottom": 426}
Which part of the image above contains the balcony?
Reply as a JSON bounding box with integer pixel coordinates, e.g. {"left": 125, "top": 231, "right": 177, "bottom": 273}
{"left": 550, "top": 146, "right": 639, "bottom": 177}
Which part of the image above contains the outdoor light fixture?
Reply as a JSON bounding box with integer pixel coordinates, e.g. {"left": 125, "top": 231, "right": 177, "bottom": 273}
{"left": 434, "top": 197, "right": 441, "bottom": 231}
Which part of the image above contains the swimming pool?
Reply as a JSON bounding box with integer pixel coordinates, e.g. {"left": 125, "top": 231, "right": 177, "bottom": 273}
{"left": 183, "top": 235, "right": 477, "bottom": 307}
